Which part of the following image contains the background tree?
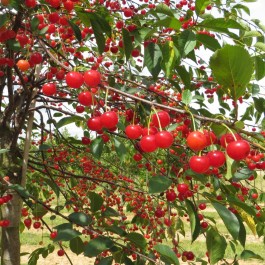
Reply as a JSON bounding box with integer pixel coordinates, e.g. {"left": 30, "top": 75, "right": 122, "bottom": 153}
{"left": 0, "top": 0, "right": 265, "bottom": 265}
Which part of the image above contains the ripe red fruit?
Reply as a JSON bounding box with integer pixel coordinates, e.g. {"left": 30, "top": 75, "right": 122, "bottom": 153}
{"left": 30, "top": 52, "right": 43, "bottom": 64}
{"left": 251, "top": 193, "right": 258, "bottom": 200}
{"left": 201, "top": 221, "right": 208, "bottom": 229}
{"left": 155, "top": 208, "right": 165, "bottom": 218}
{"left": 100, "top": 111, "right": 118, "bottom": 129}
{"left": 133, "top": 153, "right": 142, "bottom": 161}
{"left": 125, "top": 124, "right": 142, "bottom": 139}
{"left": 166, "top": 189, "right": 177, "bottom": 202}
{"left": 203, "top": 130, "right": 217, "bottom": 146}
{"left": 151, "top": 111, "right": 170, "bottom": 128}
{"left": 142, "top": 126, "right": 158, "bottom": 136}
{"left": 198, "top": 203, "right": 207, "bottom": 210}
{"left": 155, "top": 131, "right": 174, "bottom": 148}
{"left": 78, "top": 91, "right": 93, "bottom": 106}
{"left": 186, "top": 131, "right": 207, "bottom": 151}
{"left": 177, "top": 183, "right": 189, "bottom": 193}
{"left": 87, "top": 117, "right": 103, "bottom": 131}
{"left": 189, "top": 155, "right": 210, "bottom": 174}
{"left": 207, "top": 150, "right": 226, "bottom": 168}
{"left": 81, "top": 136, "right": 91, "bottom": 145}
{"left": 50, "top": 231, "right": 58, "bottom": 239}
{"left": 84, "top": 70, "right": 101, "bottom": 87}
{"left": 76, "top": 105, "right": 85, "bottom": 113}
{"left": 65, "top": 71, "right": 84, "bottom": 88}
{"left": 220, "top": 133, "right": 241, "bottom": 148}
{"left": 139, "top": 135, "right": 157, "bottom": 152}
{"left": 57, "top": 249, "right": 65, "bottom": 256}
{"left": 33, "top": 221, "right": 41, "bottom": 229}
{"left": 42, "top": 83, "right": 57, "bottom": 96}
{"left": 226, "top": 140, "right": 250, "bottom": 161}
{"left": 123, "top": 8, "right": 134, "bottom": 17}
{"left": 24, "top": 218, "right": 32, "bottom": 229}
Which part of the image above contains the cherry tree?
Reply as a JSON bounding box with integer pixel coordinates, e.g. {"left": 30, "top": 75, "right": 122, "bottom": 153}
{"left": 0, "top": 0, "right": 265, "bottom": 264}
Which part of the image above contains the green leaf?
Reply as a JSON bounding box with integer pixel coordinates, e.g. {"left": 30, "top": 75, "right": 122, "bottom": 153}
{"left": 70, "top": 237, "right": 84, "bottom": 255}
{"left": 30, "top": 17, "right": 40, "bottom": 31}
{"left": 98, "top": 257, "right": 114, "bottom": 265}
{"left": 122, "top": 28, "right": 133, "bottom": 61}
{"left": 195, "top": 0, "right": 211, "bottom": 15}
{"left": 155, "top": 3, "right": 174, "bottom": 16}
{"left": 232, "top": 4, "right": 250, "bottom": 15}
{"left": 161, "top": 41, "right": 178, "bottom": 77}
{"left": 148, "top": 176, "right": 172, "bottom": 194}
{"left": 68, "top": 212, "right": 92, "bottom": 226}
{"left": 0, "top": 14, "right": 7, "bottom": 28}
{"left": 199, "top": 18, "right": 245, "bottom": 30}
{"left": 56, "top": 116, "right": 84, "bottom": 129}
{"left": 255, "top": 42, "right": 265, "bottom": 52}
{"left": 177, "top": 30, "right": 196, "bottom": 57}
{"left": 154, "top": 244, "right": 180, "bottom": 265}
{"left": 243, "top": 30, "right": 262, "bottom": 38}
{"left": 212, "top": 202, "right": 240, "bottom": 240}
{"left": 114, "top": 138, "right": 127, "bottom": 162}
{"left": 176, "top": 65, "right": 191, "bottom": 89}
{"left": 84, "top": 237, "right": 114, "bottom": 257}
{"left": 182, "top": 90, "right": 192, "bottom": 105}
{"left": 253, "top": 97, "right": 265, "bottom": 113}
{"left": 196, "top": 33, "right": 221, "bottom": 51}
{"left": 240, "top": 250, "right": 264, "bottom": 260}
{"left": 6, "top": 39, "right": 21, "bottom": 52}
{"left": 90, "top": 19, "right": 105, "bottom": 54}
{"left": 32, "top": 204, "right": 48, "bottom": 218}
{"left": 91, "top": 137, "right": 104, "bottom": 159}
{"left": 238, "top": 216, "right": 246, "bottom": 247}
{"left": 54, "top": 228, "right": 81, "bottom": 242}
{"left": 0, "top": 149, "right": 9, "bottom": 154}
{"left": 106, "top": 225, "right": 127, "bottom": 236}
{"left": 233, "top": 167, "right": 254, "bottom": 181}
{"left": 38, "top": 144, "right": 51, "bottom": 151}
{"left": 206, "top": 228, "right": 227, "bottom": 264}
{"left": 210, "top": 45, "right": 253, "bottom": 100}
{"left": 68, "top": 20, "right": 82, "bottom": 42}
{"left": 102, "top": 207, "right": 120, "bottom": 217}
{"left": 9, "top": 184, "right": 30, "bottom": 198}
{"left": 227, "top": 196, "right": 256, "bottom": 216}
{"left": 185, "top": 200, "right": 201, "bottom": 242}
{"left": 88, "top": 192, "right": 104, "bottom": 212}
{"left": 144, "top": 43, "right": 162, "bottom": 79}
{"left": 154, "top": 17, "right": 181, "bottom": 31}
{"left": 126, "top": 232, "right": 147, "bottom": 249}
{"left": 254, "top": 56, "right": 265, "bottom": 81}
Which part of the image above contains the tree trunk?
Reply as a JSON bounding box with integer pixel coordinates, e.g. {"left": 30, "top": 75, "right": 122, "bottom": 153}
{"left": 1, "top": 191, "right": 21, "bottom": 265}
{"left": 0, "top": 129, "right": 22, "bottom": 265}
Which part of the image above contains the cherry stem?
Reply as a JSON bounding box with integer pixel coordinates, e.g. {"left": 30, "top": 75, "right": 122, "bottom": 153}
{"left": 104, "top": 88, "right": 109, "bottom": 112}
{"left": 187, "top": 109, "right": 196, "bottom": 131}
{"left": 152, "top": 106, "right": 162, "bottom": 131}
{"left": 221, "top": 123, "right": 237, "bottom": 141}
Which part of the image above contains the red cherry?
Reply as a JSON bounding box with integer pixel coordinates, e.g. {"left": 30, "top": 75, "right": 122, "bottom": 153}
{"left": 251, "top": 193, "right": 258, "bottom": 200}
{"left": 65, "top": 71, "right": 84, "bottom": 88}
{"left": 42, "top": 83, "right": 57, "bottom": 96}
{"left": 154, "top": 208, "right": 165, "bottom": 218}
{"left": 25, "top": 0, "right": 36, "bottom": 8}
{"left": 49, "top": 0, "right": 60, "bottom": 8}
{"left": 57, "top": 249, "right": 65, "bottom": 256}
{"left": 220, "top": 133, "right": 241, "bottom": 148}
{"left": 76, "top": 105, "right": 85, "bottom": 113}
{"left": 63, "top": 0, "right": 74, "bottom": 11}
{"left": 81, "top": 136, "right": 91, "bottom": 145}
{"left": 100, "top": 111, "right": 118, "bottom": 129}
{"left": 29, "top": 52, "right": 42, "bottom": 64}
{"left": 187, "top": 131, "right": 207, "bottom": 151}
{"left": 198, "top": 203, "right": 207, "bottom": 210}
{"left": 33, "top": 221, "right": 41, "bottom": 229}
{"left": 226, "top": 140, "right": 250, "bottom": 161}
{"left": 189, "top": 155, "right": 210, "bottom": 174}
{"left": 155, "top": 131, "right": 174, "bottom": 148}
{"left": 166, "top": 189, "right": 177, "bottom": 202}
{"left": 50, "top": 231, "right": 58, "bottom": 239}
{"left": 142, "top": 126, "right": 158, "bottom": 136}
{"left": 133, "top": 153, "right": 142, "bottom": 161}
{"left": 177, "top": 183, "right": 189, "bottom": 193}
{"left": 139, "top": 135, "right": 157, "bottom": 153}
{"left": 207, "top": 150, "right": 226, "bottom": 168}
{"left": 84, "top": 70, "right": 101, "bottom": 87}
{"left": 123, "top": 8, "right": 134, "bottom": 17}
{"left": 201, "top": 221, "right": 208, "bottom": 229}
{"left": 125, "top": 125, "right": 142, "bottom": 139}
{"left": 203, "top": 130, "right": 217, "bottom": 146}
{"left": 78, "top": 91, "right": 93, "bottom": 106}
{"left": 87, "top": 117, "right": 103, "bottom": 131}
{"left": 151, "top": 111, "right": 170, "bottom": 128}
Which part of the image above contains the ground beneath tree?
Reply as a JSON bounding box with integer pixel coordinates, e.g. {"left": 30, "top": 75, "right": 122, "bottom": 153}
{"left": 21, "top": 245, "right": 265, "bottom": 265}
